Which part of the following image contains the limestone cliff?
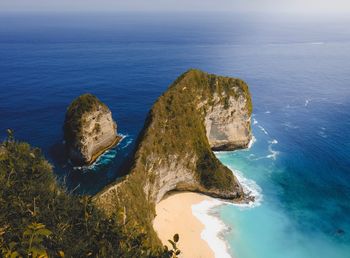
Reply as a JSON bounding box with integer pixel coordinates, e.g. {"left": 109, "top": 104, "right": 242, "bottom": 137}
{"left": 204, "top": 91, "right": 252, "bottom": 151}
{"left": 63, "top": 94, "right": 121, "bottom": 166}
{"left": 94, "top": 70, "right": 252, "bottom": 241}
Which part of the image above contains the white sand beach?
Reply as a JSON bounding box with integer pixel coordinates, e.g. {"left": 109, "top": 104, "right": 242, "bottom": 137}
{"left": 153, "top": 192, "right": 215, "bottom": 258}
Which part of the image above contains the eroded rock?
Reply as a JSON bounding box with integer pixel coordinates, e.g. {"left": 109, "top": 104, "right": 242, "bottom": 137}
{"left": 63, "top": 94, "right": 120, "bottom": 165}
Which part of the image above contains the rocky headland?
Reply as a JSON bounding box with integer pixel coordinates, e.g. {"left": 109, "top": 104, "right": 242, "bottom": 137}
{"left": 93, "top": 69, "right": 252, "bottom": 247}
{"left": 63, "top": 93, "right": 121, "bottom": 166}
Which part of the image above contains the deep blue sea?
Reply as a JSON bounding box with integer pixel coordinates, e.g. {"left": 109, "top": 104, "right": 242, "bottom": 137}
{"left": 0, "top": 12, "right": 349, "bottom": 258}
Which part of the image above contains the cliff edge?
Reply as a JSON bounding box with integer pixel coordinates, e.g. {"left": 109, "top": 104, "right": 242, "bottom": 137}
{"left": 93, "top": 69, "right": 252, "bottom": 246}
{"left": 63, "top": 94, "right": 121, "bottom": 166}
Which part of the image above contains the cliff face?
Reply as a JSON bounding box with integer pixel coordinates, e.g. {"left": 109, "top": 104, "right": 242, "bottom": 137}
{"left": 64, "top": 94, "right": 120, "bottom": 166}
{"left": 204, "top": 92, "right": 251, "bottom": 151}
{"left": 94, "top": 70, "right": 252, "bottom": 228}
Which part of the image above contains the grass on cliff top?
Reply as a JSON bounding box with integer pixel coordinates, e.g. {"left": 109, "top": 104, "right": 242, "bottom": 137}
{"left": 63, "top": 93, "right": 108, "bottom": 147}
{"left": 0, "top": 133, "right": 166, "bottom": 257}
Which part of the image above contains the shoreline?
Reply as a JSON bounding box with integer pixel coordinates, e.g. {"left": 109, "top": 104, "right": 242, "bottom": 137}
{"left": 152, "top": 135, "right": 260, "bottom": 258}
{"left": 153, "top": 192, "right": 231, "bottom": 258}
{"left": 87, "top": 134, "right": 123, "bottom": 165}
{"left": 152, "top": 164, "right": 261, "bottom": 258}
{"left": 192, "top": 198, "right": 232, "bottom": 258}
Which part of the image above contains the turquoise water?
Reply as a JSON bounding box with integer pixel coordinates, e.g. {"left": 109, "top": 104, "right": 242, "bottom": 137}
{"left": 0, "top": 12, "right": 349, "bottom": 257}
{"left": 217, "top": 115, "right": 350, "bottom": 258}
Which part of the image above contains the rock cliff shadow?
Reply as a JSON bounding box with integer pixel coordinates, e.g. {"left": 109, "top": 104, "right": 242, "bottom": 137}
{"left": 49, "top": 137, "right": 135, "bottom": 195}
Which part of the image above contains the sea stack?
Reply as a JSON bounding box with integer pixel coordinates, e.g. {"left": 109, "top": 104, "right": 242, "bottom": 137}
{"left": 63, "top": 93, "right": 121, "bottom": 166}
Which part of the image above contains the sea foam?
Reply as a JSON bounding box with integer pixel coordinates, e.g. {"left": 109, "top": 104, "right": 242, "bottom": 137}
{"left": 227, "top": 166, "right": 263, "bottom": 208}
{"left": 258, "top": 125, "right": 269, "bottom": 135}
{"left": 192, "top": 199, "right": 232, "bottom": 258}
{"left": 247, "top": 135, "right": 257, "bottom": 149}
{"left": 73, "top": 134, "right": 127, "bottom": 171}
{"left": 267, "top": 139, "right": 279, "bottom": 160}
{"left": 191, "top": 163, "right": 263, "bottom": 258}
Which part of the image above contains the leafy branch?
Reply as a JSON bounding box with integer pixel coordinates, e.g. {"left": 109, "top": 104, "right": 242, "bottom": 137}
{"left": 163, "top": 234, "right": 181, "bottom": 258}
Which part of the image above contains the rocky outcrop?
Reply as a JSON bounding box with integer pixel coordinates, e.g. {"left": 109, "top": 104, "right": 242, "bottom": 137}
{"left": 204, "top": 92, "right": 251, "bottom": 151}
{"left": 63, "top": 94, "right": 121, "bottom": 166}
{"left": 94, "top": 70, "right": 253, "bottom": 220}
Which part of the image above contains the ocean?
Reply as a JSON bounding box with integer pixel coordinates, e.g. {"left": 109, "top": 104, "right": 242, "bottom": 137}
{"left": 0, "top": 12, "right": 349, "bottom": 258}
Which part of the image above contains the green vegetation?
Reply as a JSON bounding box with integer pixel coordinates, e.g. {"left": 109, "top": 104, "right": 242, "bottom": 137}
{"left": 0, "top": 132, "right": 170, "bottom": 257}
{"left": 164, "top": 234, "right": 181, "bottom": 258}
{"left": 63, "top": 93, "right": 107, "bottom": 149}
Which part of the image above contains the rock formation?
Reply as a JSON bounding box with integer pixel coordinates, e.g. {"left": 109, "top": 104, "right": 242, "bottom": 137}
{"left": 94, "top": 69, "right": 253, "bottom": 230}
{"left": 63, "top": 94, "right": 121, "bottom": 166}
{"left": 204, "top": 91, "right": 251, "bottom": 151}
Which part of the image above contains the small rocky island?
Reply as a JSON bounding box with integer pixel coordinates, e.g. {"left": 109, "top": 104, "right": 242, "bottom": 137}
{"left": 94, "top": 69, "right": 252, "bottom": 247}
{"left": 63, "top": 93, "right": 121, "bottom": 165}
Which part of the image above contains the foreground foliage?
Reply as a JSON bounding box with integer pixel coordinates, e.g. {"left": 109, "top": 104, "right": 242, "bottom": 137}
{"left": 0, "top": 133, "right": 169, "bottom": 257}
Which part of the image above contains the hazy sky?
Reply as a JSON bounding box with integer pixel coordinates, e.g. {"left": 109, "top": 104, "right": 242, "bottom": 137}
{"left": 1, "top": 0, "right": 350, "bottom": 14}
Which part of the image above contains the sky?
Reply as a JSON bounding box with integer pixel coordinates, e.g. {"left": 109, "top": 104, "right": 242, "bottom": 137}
{"left": 0, "top": 0, "right": 350, "bottom": 15}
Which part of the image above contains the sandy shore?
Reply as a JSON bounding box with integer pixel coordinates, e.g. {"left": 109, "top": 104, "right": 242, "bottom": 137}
{"left": 153, "top": 192, "right": 215, "bottom": 258}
